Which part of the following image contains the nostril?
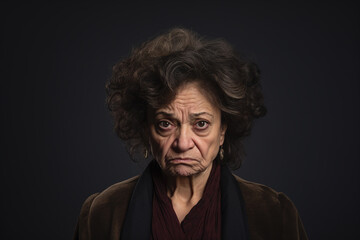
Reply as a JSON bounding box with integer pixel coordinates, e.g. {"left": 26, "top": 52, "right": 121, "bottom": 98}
{"left": 174, "top": 127, "right": 194, "bottom": 151}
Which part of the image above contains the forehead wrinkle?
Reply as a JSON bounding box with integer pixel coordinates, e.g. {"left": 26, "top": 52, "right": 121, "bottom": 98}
{"left": 154, "top": 82, "right": 219, "bottom": 121}
{"left": 156, "top": 105, "right": 214, "bottom": 119}
{"left": 154, "top": 111, "right": 174, "bottom": 117}
{"left": 155, "top": 99, "right": 217, "bottom": 121}
{"left": 189, "top": 112, "right": 214, "bottom": 120}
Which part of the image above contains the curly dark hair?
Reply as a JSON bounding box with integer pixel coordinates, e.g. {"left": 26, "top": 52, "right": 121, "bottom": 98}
{"left": 106, "top": 28, "right": 266, "bottom": 169}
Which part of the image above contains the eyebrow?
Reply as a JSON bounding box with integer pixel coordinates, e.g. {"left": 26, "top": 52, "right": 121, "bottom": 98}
{"left": 191, "top": 112, "right": 214, "bottom": 119}
{"left": 155, "top": 111, "right": 214, "bottom": 119}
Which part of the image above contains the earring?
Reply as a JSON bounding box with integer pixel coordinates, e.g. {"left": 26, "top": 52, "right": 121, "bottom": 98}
{"left": 144, "top": 148, "right": 148, "bottom": 159}
{"left": 219, "top": 145, "right": 224, "bottom": 161}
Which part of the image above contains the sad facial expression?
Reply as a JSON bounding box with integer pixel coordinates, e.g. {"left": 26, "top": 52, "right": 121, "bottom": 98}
{"left": 147, "top": 82, "right": 227, "bottom": 177}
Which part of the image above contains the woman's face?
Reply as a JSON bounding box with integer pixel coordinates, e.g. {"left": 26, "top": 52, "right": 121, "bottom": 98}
{"left": 148, "top": 82, "right": 226, "bottom": 177}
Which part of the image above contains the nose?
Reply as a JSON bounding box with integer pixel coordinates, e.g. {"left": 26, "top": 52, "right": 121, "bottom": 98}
{"left": 172, "top": 125, "right": 195, "bottom": 152}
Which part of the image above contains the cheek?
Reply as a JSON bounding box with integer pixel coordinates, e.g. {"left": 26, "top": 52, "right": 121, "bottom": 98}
{"left": 149, "top": 131, "right": 173, "bottom": 160}
{"left": 202, "top": 127, "right": 225, "bottom": 159}
{"left": 196, "top": 136, "right": 221, "bottom": 160}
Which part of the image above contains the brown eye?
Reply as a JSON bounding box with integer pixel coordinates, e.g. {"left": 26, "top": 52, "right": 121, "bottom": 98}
{"left": 158, "top": 121, "right": 172, "bottom": 130}
{"left": 195, "top": 121, "right": 209, "bottom": 130}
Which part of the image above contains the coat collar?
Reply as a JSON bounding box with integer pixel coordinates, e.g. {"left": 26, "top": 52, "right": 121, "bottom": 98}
{"left": 120, "top": 162, "right": 249, "bottom": 240}
{"left": 220, "top": 165, "right": 249, "bottom": 239}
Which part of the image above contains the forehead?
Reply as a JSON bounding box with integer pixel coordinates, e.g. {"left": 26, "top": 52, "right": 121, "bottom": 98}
{"left": 158, "top": 82, "right": 218, "bottom": 113}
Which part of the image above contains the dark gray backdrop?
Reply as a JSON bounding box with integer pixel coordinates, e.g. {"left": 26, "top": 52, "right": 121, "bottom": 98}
{"left": 1, "top": 1, "right": 359, "bottom": 239}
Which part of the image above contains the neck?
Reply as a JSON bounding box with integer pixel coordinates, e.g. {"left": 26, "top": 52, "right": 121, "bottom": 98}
{"left": 165, "top": 163, "right": 213, "bottom": 204}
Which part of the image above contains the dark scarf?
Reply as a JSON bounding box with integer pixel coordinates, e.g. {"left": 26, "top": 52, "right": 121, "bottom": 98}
{"left": 120, "top": 160, "right": 249, "bottom": 240}
{"left": 151, "top": 161, "right": 221, "bottom": 240}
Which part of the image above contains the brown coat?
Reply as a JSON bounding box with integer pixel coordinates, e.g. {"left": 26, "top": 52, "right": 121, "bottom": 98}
{"left": 74, "top": 174, "right": 308, "bottom": 240}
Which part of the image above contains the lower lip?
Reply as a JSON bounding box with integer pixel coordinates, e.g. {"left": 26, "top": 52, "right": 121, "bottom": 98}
{"left": 168, "top": 158, "right": 195, "bottom": 163}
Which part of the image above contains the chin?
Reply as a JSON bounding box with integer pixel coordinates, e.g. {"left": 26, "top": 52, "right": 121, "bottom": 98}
{"left": 166, "top": 164, "right": 205, "bottom": 177}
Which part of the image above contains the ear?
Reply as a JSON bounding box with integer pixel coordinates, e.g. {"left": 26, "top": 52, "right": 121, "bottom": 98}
{"left": 219, "top": 124, "right": 227, "bottom": 145}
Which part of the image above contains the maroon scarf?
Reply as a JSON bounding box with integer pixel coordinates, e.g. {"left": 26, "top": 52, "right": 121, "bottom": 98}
{"left": 151, "top": 161, "right": 221, "bottom": 240}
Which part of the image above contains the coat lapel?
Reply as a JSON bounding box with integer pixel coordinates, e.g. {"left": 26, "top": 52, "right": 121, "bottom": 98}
{"left": 120, "top": 164, "right": 153, "bottom": 240}
{"left": 120, "top": 163, "right": 249, "bottom": 240}
{"left": 221, "top": 166, "right": 249, "bottom": 239}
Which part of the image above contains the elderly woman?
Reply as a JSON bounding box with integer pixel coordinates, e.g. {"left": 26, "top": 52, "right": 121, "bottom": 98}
{"left": 74, "top": 28, "right": 308, "bottom": 240}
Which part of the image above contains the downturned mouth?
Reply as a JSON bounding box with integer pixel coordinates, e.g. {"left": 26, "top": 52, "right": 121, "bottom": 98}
{"left": 167, "top": 158, "right": 197, "bottom": 163}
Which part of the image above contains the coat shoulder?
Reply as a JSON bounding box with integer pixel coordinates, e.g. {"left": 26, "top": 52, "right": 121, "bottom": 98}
{"left": 74, "top": 176, "right": 140, "bottom": 240}
{"left": 233, "top": 174, "right": 284, "bottom": 205}
{"left": 233, "top": 174, "right": 308, "bottom": 240}
{"left": 91, "top": 175, "right": 139, "bottom": 207}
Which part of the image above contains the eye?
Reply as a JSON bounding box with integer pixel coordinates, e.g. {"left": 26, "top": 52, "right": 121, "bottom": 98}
{"left": 158, "top": 120, "right": 173, "bottom": 130}
{"left": 194, "top": 120, "right": 209, "bottom": 130}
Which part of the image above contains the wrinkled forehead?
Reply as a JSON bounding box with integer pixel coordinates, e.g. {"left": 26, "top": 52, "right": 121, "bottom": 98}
{"left": 155, "top": 80, "right": 221, "bottom": 110}
{"left": 147, "top": 81, "right": 221, "bottom": 119}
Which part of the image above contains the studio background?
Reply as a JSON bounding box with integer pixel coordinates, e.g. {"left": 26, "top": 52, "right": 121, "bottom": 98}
{"left": 1, "top": 2, "right": 359, "bottom": 239}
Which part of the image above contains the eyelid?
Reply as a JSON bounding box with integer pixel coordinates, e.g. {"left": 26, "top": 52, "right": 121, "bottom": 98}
{"left": 157, "top": 119, "right": 175, "bottom": 130}
{"left": 194, "top": 120, "right": 210, "bottom": 130}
